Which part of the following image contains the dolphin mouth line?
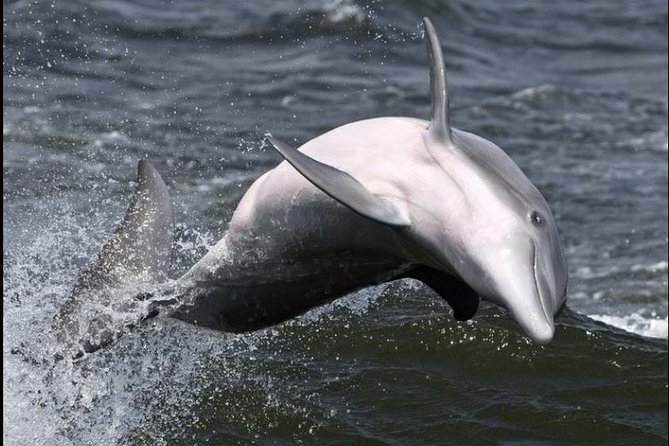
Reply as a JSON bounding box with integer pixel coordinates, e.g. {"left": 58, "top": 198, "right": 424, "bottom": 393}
{"left": 532, "top": 240, "right": 552, "bottom": 325}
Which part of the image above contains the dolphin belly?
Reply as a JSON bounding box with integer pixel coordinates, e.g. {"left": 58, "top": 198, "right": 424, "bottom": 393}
{"left": 170, "top": 256, "right": 405, "bottom": 332}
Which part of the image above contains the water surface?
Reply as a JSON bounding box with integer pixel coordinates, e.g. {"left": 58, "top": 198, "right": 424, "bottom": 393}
{"left": 4, "top": 0, "right": 668, "bottom": 444}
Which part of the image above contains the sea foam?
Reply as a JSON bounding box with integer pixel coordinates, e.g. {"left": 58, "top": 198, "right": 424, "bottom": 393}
{"left": 588, "top": 313, "right": 668, "bottom": 339}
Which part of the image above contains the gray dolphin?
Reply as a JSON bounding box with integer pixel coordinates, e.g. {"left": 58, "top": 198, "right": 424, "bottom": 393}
{"left": 56, "top": 17, "right": 567, "bottom": 357}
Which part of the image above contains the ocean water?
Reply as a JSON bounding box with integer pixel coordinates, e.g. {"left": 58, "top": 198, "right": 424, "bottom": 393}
{"left": 3, "top": 0, "right": 668, "bottom": 444}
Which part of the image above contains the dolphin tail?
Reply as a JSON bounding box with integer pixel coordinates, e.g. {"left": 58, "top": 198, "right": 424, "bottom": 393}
{"left": 54, "top": 160, "right": 174, "bottom": 358}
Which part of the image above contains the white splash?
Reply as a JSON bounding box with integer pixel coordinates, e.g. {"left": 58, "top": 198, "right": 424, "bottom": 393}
{"left": 324, "top": 0, "right": 366, "bottom": 24}
{"left": 589, "top": 313, "right": 668, "bottom": 339}
{"left": 3, "top": 201, "right": 371, "bottom": 445}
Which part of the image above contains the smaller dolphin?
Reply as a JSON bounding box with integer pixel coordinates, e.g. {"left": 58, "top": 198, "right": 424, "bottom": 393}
{"left": 55, "top": 17, "right": 568, "bottom": 357}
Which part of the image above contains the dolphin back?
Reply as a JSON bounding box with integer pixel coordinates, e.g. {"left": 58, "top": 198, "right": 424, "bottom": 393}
{"left": 54, "top": 161, "right": 174, "bottom": 357}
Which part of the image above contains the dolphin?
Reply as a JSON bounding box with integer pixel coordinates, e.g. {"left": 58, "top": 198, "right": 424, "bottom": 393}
{"left": 55, "top": 17, "right": 567, "bottom": 357}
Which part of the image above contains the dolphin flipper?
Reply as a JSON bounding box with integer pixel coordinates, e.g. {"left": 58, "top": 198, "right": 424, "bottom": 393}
{"left": 267, "top": 136, "right": 411, "bottom": 229}
{"left": 55, "top": 161, "right": 174, "bottom": 357}
{"left": 399, "top": 266, "right": 479, "bottom": 321}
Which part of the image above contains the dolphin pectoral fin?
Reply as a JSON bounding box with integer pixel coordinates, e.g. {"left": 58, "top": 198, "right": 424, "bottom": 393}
{"left": 267, "top": 136, "right": 411, "bottom": 229}
{"left": 423, "top": 17, "right": 452, "bottom": 144}
{"left": 54, "top": 160, "right": 174, "bottom": 357}
{"left": 399, "top": 266, "right": 479, "bottom": 321}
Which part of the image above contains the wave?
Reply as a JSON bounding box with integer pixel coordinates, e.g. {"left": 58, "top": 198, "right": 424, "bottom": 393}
{"left": 4, "top": 208, "right": 667, "bottom": 444}
{"left": 588, "top": 313, "right": 668, "bottom": 340}
{"left": 88, "top": 0, "right": 383, "bottom": 45}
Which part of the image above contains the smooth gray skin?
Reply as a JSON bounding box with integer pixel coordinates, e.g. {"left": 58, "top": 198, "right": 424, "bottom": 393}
{"left": 57, "top": 17, "right": 568, "bottom": 356}
{"left": 54, "top": 161, "right": 174, "bottom": 357}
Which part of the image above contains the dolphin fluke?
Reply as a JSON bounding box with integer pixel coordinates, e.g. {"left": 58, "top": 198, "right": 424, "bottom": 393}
{"left": 54, "top": 160, "right": 174, "bottom": 357}
{"left": 75, "top": 160, "right": 174, "bottom": 290}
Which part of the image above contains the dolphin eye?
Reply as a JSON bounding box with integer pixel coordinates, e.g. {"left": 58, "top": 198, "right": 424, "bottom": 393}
{"left": 530, "top": 211, "right": 544, "bottom": 226}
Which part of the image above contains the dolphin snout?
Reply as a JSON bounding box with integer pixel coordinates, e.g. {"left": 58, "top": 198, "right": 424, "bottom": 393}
{"left": 510, "top": 280, "right": 555, "bottom": 344}
{"left": 529, "top": 241, "right": 557, "bottom": 343}
{"left": 493, "top": 239, "right": 558, "bottom": 344}
{"left": 521, "top": 314, "right": 555, "bottom": 344}
{"left": 495, "top": 276, "right": 557, "bottom": 344}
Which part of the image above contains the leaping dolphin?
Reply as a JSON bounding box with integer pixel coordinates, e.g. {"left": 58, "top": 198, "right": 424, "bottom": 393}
{"left": 55, "top": 17, "right": 568, "bottom": 358}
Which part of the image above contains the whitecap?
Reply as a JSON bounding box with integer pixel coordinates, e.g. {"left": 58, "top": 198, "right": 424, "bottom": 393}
{"left": 630, "top": 261, "right": 668, "bottom": 273}
{"left": 588, "top": 313, "right": 668, "bottom": 339}
{"left": 324, "top": 0, "right": 366, "bottom": 25}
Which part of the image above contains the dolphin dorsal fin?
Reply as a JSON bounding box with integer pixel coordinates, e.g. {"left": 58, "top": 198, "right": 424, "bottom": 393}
{"left": 267, "top": 136, "right": 410, "bottom": 229}
{"left": 423, "top": 17, "right": 452, "bottom": 144}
